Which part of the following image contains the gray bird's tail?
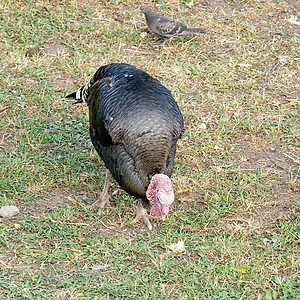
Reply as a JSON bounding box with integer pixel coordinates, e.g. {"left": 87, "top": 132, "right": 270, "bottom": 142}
{"left": 182, "top": 27, "right": 205, "bottom": 35}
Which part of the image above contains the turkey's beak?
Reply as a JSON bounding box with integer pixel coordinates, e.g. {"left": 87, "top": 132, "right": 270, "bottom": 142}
{"left": 161, "top": 214, "right": 167, "bottom": 221}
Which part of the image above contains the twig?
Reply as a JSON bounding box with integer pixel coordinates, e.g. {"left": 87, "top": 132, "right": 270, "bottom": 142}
{"left": 263, "top": 57, "right": 282, "bottom": 87}
{"left": 268, "top": 57, "right": 280, "bottom": 73}
{"left": 224, "top": 218, "right": 251, "bottom": 225}
{"left": 0, "top": 106, "right": 12, "bottom": 116}
{"left": 283, "top": 152, "right": 300, "bottom": 164}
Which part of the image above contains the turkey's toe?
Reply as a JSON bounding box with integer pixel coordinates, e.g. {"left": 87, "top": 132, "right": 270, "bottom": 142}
{"left": 132, "top": 204, "right": 153, "bottom": 230}
{"left": 92, "top": 193, "right": 111, "bottom": 214}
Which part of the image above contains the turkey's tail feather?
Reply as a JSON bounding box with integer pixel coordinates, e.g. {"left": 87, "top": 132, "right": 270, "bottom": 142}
{"left": 182, "top": 27, "right": 205, "bottom": 35}
{"left": 65, "top": 76, "right": 115, "bottom": 104}
{"left": 65, "top": 86, "right": 86, "bottom": 104}
{"left": 65, "top": 88, "right": 85, "bottom": 104}
{"left": 65, "top": 92, "right": 77, "bottom": 99}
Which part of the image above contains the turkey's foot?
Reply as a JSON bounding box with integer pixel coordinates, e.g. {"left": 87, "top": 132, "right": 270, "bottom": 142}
{"left": 132, "top": 202, "right": 153, "bottom": 230}
{"left": 92, "top": 193, "right": 111, "bottom": 214}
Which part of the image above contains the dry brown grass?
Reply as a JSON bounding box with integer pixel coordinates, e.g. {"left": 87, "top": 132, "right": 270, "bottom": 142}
{"left": 0, "top": 0, "right": 299, "bottom": 298}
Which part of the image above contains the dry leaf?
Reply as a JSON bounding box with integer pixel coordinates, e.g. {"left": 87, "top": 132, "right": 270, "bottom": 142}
{"left": 140, "top": 32, "right": 147, "bottom": 38}
{"left": 167, "top": 240, "right": 186, "bottom": 253}
{"left": 288, "top": 15, "right": 300, "bottom": 25}
{"left": 91, "top": 264, "right": 110, "bottom": 271}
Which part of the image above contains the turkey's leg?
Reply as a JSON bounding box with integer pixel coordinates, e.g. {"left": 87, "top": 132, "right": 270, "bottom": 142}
{"left": 93, "top": 169, "right": 111, "bottom": 214}
{"left": 132, "top": 200, "right": 153, "bottom": 230}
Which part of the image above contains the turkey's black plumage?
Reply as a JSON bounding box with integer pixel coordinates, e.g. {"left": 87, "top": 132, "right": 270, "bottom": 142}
{"left": 66, "top": 63, "right": 184, "bottom": 201}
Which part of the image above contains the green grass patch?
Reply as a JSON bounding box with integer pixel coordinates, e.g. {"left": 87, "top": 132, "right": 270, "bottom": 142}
{"left": 0, "top": 0, "right": 299, "bottom": 298}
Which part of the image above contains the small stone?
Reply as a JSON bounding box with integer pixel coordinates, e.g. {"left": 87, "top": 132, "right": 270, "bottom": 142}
{"left": 0, "top": 206, "right": 20, "bottom": 217}
{"left": 14, "top": 223, "right": 22, "bottom": 229}
{"left": 0, "top": 32, "right": 8, "bottom": 38}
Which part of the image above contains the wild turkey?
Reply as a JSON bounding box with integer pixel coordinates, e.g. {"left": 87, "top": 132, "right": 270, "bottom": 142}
{"left": 66, "top": 63, "right": 184, "bottom": 229}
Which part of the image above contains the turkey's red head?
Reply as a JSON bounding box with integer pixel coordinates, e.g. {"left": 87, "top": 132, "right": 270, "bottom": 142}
{"left": 146, "top": 174, "right": 174, "bottom": 220}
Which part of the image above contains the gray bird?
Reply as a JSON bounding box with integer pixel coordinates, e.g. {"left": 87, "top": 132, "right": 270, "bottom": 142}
{"left": 140, "top": 4, "right": 205, "bottom": 44}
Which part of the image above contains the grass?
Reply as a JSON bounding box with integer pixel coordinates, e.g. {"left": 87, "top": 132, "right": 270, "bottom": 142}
{"left": 0, "top": 0, "right": 299, "bottom": 298}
